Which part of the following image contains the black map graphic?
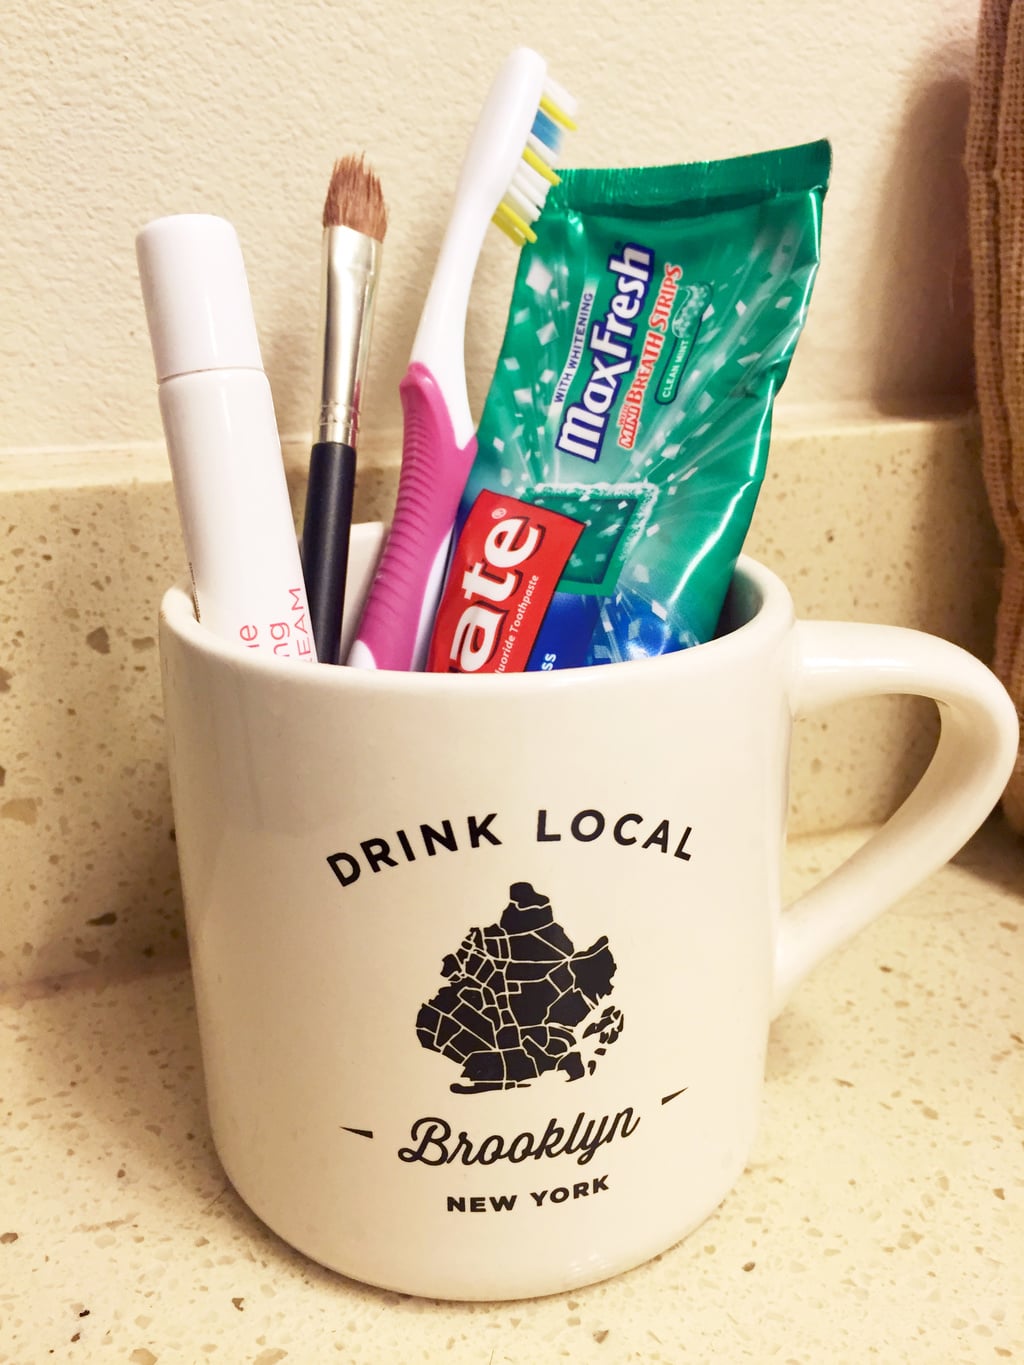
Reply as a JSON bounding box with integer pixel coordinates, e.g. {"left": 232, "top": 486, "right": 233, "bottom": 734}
{"left": 415, "top": 881, "right": 624, "bottom": 1094}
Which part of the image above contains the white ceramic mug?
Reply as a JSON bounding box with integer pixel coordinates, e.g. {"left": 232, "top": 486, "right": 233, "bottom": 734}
{"left": 158, "top": 523, "right": 1018, "bottom": 1301}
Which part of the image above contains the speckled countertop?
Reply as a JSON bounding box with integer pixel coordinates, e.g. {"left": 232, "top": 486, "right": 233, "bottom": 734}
{"left": 2, "top": 821, "right": 1021, "bottom": 1365}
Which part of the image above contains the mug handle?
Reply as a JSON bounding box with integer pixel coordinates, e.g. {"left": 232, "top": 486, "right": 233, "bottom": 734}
{"left": 772, "top": 620, "right": 1019, "bottom": 1017}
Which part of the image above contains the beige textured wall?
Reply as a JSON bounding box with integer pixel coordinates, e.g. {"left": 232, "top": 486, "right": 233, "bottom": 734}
{"left": 2, "top": 0, "right": 977, "bottom": 455}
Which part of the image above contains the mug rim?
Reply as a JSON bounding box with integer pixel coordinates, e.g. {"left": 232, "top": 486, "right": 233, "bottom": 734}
{"left": 158, "top": 554, "right": 796, "bottom": 694}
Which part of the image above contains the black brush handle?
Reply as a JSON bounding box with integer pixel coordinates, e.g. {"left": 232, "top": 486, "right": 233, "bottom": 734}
{"left": 301, "top": 440, "right": 356, "bottom": 665}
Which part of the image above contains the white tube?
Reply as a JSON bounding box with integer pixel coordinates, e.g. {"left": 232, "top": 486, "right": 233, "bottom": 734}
{"left": 137, "top": 215, "right": 315, "bottom": 662}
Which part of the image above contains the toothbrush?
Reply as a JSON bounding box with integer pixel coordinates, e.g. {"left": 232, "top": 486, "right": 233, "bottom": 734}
{"left": 347, "top": 47, "right": 577, "bottom": 671}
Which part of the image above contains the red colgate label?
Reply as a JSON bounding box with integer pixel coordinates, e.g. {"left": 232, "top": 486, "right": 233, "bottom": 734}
{"left": 427, "top": 490, "right": 584, "bottom": 674}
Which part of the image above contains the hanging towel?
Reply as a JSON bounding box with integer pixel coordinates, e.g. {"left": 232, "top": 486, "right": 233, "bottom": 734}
{"left": 966, "top": 0, "right": 1024, "bottom": 831}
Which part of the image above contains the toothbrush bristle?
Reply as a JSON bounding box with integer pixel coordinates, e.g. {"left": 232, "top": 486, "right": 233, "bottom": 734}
{"left": 493, "top": 200, "right": 533, "bottom": 247}
{"left": 492, "top": 69, "right": 576, "bottom": 248}
{"left": 522, "top": 143, "right": 559, "bottom": 186}
{"left": 540, "top": 82, "right": 578, "bottom": 132}
{"left": 531, "top": 108, "right": 562, "bottom": 153}
{"left": 504, "top": 181, "right": 536, "bottom": 224}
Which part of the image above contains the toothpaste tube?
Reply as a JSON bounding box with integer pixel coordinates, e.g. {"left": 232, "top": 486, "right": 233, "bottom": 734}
{"left": 427, "top": 141, "right": 830, "bottom": 673}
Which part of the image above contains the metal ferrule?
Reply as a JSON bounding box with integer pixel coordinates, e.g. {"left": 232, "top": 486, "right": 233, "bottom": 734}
{"left": 315, "top": 225, "right": 382, "bottom": 446}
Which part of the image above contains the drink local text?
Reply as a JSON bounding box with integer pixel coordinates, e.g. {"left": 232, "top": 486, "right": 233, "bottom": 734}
{"left": 326, "top": 808, "right": 694, "bottom": 887}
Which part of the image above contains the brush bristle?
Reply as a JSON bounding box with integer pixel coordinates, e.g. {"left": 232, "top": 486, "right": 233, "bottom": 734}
{"left": 492, "top": 72, "right": 577, "bottom": 248}
{"left": 322, "top": 154, "right": 388, "bottom": 240}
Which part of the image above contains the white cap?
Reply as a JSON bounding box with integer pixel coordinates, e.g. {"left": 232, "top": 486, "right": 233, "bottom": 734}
{"left": 136, "top": 214, "right": 264, "bottom": 381}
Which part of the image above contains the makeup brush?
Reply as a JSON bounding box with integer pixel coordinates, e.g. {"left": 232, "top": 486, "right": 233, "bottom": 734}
{"left": 301, "top": 153, "right": 387, "bottom": 664}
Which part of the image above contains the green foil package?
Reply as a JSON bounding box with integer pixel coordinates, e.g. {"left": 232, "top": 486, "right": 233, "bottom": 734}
{"left": 426, "top": 140, "right": 830, "bottom": 674}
